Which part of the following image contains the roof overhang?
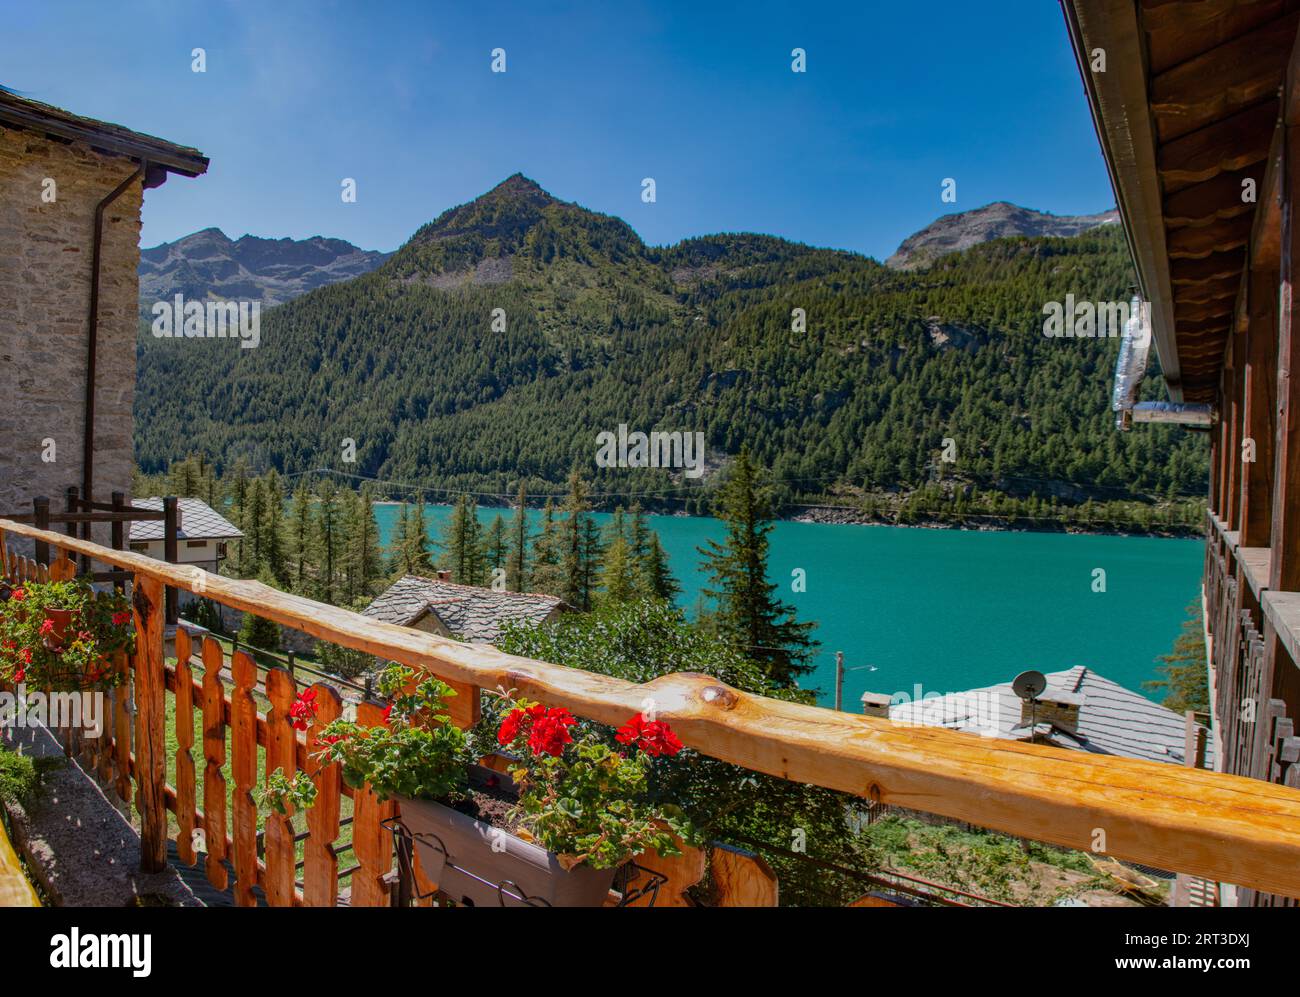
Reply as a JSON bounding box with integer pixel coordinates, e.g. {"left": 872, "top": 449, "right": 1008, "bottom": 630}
{"left": 1061, "top": 0, "right": 1184, "bottom": 400}
{"left": 1060, "top": 0, "right": 1300, "bottom": 405}
{"left": 0, "top": 90, "right": 208, "bottom": 182}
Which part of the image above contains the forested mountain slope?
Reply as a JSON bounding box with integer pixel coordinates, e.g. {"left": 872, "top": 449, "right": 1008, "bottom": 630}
{"left": 135, "top": 176, "right": 1205, "bottom": 512}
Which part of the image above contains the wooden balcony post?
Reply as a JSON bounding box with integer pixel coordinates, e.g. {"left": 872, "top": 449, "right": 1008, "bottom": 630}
{"left": 32, "top": 496, "right": 49, "bottom": 567}
{"left": 1242, "top": 268, "right": 1278, "bottom": 547}
{"left": 110, "top": 491, "right": 126, "bottom": 589}
{"left": 163, "top": 496, "right": 179, "bottom": 625}
{"left": 132, "top": 573, "right": 168, "bottom": 873}
{"left": 64, "top": 487, "right": 79, "bottom": 564}
{"left": 1271, "top": 122, "right": 1300, "bottom": 592}
{"left": 1223, "top": 350, "right": 1241, "bottom": 530}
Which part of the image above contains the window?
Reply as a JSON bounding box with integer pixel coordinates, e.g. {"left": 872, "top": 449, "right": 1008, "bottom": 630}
{"left": 185, "top": 540, "right": 207, "bottom": 549}
{"left": 129, "top": 542, "right": 148, "bottom": 553}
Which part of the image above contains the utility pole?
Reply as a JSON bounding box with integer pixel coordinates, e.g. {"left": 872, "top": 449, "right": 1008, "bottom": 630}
{"left": 834, "top": 651, "right": 844, "bottom": 712}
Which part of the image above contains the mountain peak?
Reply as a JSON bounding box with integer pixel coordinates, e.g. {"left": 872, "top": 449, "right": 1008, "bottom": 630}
{"left": 886, "top": 201, "right": 1119, "bottom": 270}
{"left": 486, "top": 173, "right": 552, "bottom": 201}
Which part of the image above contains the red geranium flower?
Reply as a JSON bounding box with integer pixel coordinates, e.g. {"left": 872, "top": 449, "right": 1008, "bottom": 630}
{"left": 11, "top": 588, "right": 24, "bottom": 602}
{"left": 111, "top": 611, "right": 131, "bottom": 626}
{"left": 38, "top": 618, "right": 54, "bottom": 636}
{"left": 528, "top": 708, "right": 576, "bottom": 757}
{"left": 289, "top": 688, "right": 318, "bottom": 731}
{"left": 616, "top": 714, "right": 683, "bottom": 758}
{"left": 20, "top": 648, "right": 32, "bottom": 665}
{"left": 498, "top": 702, "right": 576, "bottom": 756}
{"left": 14, "top": 668, "right": 24, "bottom": 683}
{"left": 498, "top": 702, "right": 544, "bottom": 746}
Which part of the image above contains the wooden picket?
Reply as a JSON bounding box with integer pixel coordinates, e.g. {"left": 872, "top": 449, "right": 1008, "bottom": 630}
{"left": 201, "top": 637, "right": 230, "bottom": 891}
{"left": 304, "top": 682, "right": 342, "bottom": 907}
{"left": 113, "top": 649, "right": 132, "bottom": 803}
{"left": 174, "top": 627, "right": 197, "bottom": 866}
{"left": 263, "top": 667, "right": 297, "bottom": 906}
{"left": 230, "top": 649, "right": 259, "bottom": 906}
{"left": 349, "top": 700, "right": 395, "bottom": 906}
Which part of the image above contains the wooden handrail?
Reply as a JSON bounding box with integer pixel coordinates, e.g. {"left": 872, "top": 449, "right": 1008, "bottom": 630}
{"left": 5, "top": 516, "right": 1300, "bottom": 897}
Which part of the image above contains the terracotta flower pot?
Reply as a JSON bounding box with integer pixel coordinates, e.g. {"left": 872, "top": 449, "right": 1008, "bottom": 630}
{"left": 398, "top": 796, "right": 618, "bottom": 907}
{"left": 42, "top": 607, "right": 75, "bottom": 650}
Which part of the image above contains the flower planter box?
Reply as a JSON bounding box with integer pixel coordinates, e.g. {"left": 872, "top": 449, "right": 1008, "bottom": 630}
{"left": 398, "top": 793, "right": 617, "bottom": 907}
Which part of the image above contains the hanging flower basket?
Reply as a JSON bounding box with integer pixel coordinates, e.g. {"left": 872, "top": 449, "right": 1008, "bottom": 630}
{"left": 0, "top": 579, "right": 134, "bottom": 691}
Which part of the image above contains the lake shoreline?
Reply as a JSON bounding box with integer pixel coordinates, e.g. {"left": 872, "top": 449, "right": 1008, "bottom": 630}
{"left": 784, "top": 504, "right": 1206, "bottom": 540}
{"left": 373, "top": 499, "right": 1205, "bottom": 540}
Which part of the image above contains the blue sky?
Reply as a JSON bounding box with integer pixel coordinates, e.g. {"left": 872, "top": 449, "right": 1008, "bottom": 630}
{"left": 2, "top": 0, "right": 1114, "bottom": 260}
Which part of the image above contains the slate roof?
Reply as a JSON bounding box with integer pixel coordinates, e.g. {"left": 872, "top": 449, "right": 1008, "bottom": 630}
{"left": 363, "top": 575, "right": 567, "bottom": 644}
{"left": 885, "top": 665, "right": 1211, "bottom": 766}
{"left": 129, "top": 498, "right": 243, "bottom": 542}
{"left": 0, "top": 90, "right": 208, "bottom": 178}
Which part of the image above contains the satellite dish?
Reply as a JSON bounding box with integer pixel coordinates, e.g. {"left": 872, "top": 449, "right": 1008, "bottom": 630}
{"left": 1012, "top": 670, "right": 1048, "bottom": 703}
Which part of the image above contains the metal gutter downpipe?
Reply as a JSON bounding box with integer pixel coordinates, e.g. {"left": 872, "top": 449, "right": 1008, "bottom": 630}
{"left": 83, "top": 160, "right": 146, "bottom": 538}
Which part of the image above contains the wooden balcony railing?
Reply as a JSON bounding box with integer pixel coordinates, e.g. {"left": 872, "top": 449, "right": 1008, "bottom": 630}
{"left": 5, "top": 515, "right": 1300, "bottom": 904}
{"left": 1204, "top": 512, "right": 1300, "bottom": 906}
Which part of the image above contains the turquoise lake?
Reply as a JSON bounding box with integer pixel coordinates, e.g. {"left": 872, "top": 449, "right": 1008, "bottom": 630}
{"left": 372, "top": 504, "right": 1205, "bottom": 710}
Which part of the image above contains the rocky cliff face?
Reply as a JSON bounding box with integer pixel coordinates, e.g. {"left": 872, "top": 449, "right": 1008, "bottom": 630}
{"left": 885, "top": 201, "right": 1118, "bottom": 270}
{"left": 139, "top": 228, "right": 390, "bottom": 308}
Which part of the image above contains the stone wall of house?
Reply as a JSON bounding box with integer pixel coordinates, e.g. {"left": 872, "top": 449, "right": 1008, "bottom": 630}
{"left": 0, "top": 127, "right": 143, "bottom": 550}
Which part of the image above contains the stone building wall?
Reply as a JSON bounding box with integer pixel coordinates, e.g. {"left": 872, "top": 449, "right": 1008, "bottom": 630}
{"left": 0, "top": 127, "right": 142, "bottom": 548}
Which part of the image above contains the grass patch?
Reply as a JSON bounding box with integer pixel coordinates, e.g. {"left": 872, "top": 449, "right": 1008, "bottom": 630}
{"left": 0, "top": 746, "right": 63, "bottom": 809}
{"left": 859, "top": 815, "right": 1104, "bottom": 904}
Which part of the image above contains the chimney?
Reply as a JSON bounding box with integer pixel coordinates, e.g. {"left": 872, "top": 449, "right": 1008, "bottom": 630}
{"left": 860, "top": 692, "right": 892, "bottom": 719}
{"left": 1020, "top": 690, "right": 1082, "bottom": 732}
{"left": 436, "top": 569, "right": 452, "bottom": 582}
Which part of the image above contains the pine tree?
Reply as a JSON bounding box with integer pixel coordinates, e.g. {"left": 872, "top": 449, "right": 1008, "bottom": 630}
{"left": 339, "top": 485, "right": 382, "bottom": 602}
{"left": 229, "top": 458, "right": 251, "bottom": 569}
{"left": 439, "top": 494, "right": 480, "bottom": 584}
{"left": 599, "top": 507, "right": 635, "bottom": 603}
{"left": 484, "top": 514, "right": 508, "bottom": 587}
{"left": 642, "top": 533, "right": 680, "bottom": 601}
{"left": 262, "top": 470, "right": 287, "bottom": 587}
{"left": 531, "top": 498, "right": 562, "bottom": 596}
{"left": 627, "top": 503, "right": 651, "bottom": 570}
{"left": 316, "top": 478, "right": 344, "bottom": 603}
{"left": 1144, "top": 600, "right": 1209, "bottom": 713}
{"left": 560, "top": 469, "right": 590, "bottom": 609}
{"left": 507, "top": 483, "right": 530, "bottom": 592}
{"left": 408, "top": 501, "right": 432, "bottom": 576}
{"left": 240, "top": 476, "right": 268, "bottom": 577}
{"left": 581, "top": 516, "right": 603, "bottom": 610}
{"left": 698, "top": 448, "right": 817, "bottom": 685}
{"left": 286, "top": 479, "right": 316, "bottom": 593}
{"left": 238, "top": 569, "right": 283, "bottom": 666}
{"left": 169, "top": 455, "right": 202, "bottom": 497}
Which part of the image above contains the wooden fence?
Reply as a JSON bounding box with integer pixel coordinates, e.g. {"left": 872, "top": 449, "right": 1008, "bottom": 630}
{"left": 6, "top": 516, "right": 1300, "bottom": 903}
